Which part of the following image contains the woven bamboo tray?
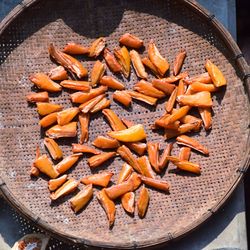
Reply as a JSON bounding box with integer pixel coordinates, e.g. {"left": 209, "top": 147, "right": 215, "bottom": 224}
{"left": 0, "top": 0, "right": 249, "bottom": 248}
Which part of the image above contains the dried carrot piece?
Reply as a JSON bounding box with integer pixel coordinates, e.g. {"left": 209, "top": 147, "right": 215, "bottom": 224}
{"left": 108, "top": 124, "right": 147, "bottom": 142}
{"left": 29, "top": 73, "right": 62, "bottom": 92}
{"left": 178, "top": 122, "right": 200, "bottom": 134}
{"left": 130, "top": 50, "right": 148, "bottom": 79}
{"left": 137, "top": 186, "right": 149, "bottom": 218}
{"left": 70, "top": 86, "right": 107, "bottom": 104}
{"left": 147, "top": 142, "right": 160, "bottom": 173}
{"left": 46, "top": 122, "right": 77, "bottom": 139}
{"left": 165, "top": 87, "right": 177, "bottom": 113}
{"left": 37, "top": 102, "right": 62, "bottom": 116}
{"left": 92, "top": 136, "right": 120, "bottom": 149}
{"left": 180, "top": 115, "right": 202, "bottom": 132}
{"left": 152, "top": 79, "right": 176, "bottom": 95}
{"left": 117, "top": 163, "right": 133, "bottom": 184}
{"left": 105, "top": 180, "right": 134, "bottom": 200}
{"left": 39, "top": 112, "right": 58, "bottom": 128}
{"left": 102, "top": 109, "right": 126, "bottom": 131}
{"left": 189, "top": 82, "right": 218, "bottom": 93}
{"left": 30, "top": 146, "right": 40, "bottom": 177}
{"left": 176, "top": 135, "right": 209, "bottom": 155}
{"left": 167, "top": 156, "right": 201, "bottom": 175}
{"left": 78, "top": 113, "right": 89, "bottom": 144}
{"left": 96, "top": 189, "right": 115, "bottom": 227}
{"left": 72, "top": 144, "right": 100, "bottom": 154}
{"left": 158, "top": 143, "right": 173, "bottom": 170}
{"left": 113, "top": 90, "right": 132, "bottom": 107}
{"left": 177, "top": 79, "right": 186, "bottom": 97}
{"left": 162, "top": 106, "right": 191, "bottom": 126}
{"left": 81, "top": 172, "right": 113, "bottom": 187}
{"left": 55, "top": 153, "right": 82, "bottom": 174}
{"left": 50, "top": 179, "right": 79, "bottom": 200}
{"left": 34, "top": 154, "right": 59, "bottom": 179}
{"left": 184, "top": 72, "right": 211, "bottom": 84}
{"left": 90, "top": 60, "right": 106, "bottom": 87}
{"left": 127, "top": 172, "right": 142, "bottom": 190}
{"left": 114, "top": 46, "right": 131, "bottom": 78}
{"left": 79, "top": 94, "right": 105, "bottom": 113}
{"left": 90, "top": 98, "right": 110, "bottom": 113}
{"left": 44, "top": 138, "right": 63, "bottom": 160}
{"left": 48, "top": 174, "right": 67, "bottom": 191}
{"left": 179, "top": 147, "right": 191, "bottom": 161}
{"left": 49, "top": 66, "right": 68, "bottom": 81}
{"left": 185, "top": 85, "right": 193, "bottom": 95}
{"left": 127, "top": 91, "right": 157, "bottom": 106}
{"left": 148, "top": 40, "right": 169, "bottom": 76}
{"left": 155, "top": 72, "right": 189, "bottom": 84}
{"left": 173, "top": 49, "right": 186, "bottom": 76}
{"left": 205, "top": 59, "right": 227, "bottom": 87}
{"left": 125, "top": 142, "right": 147, "bottom": 156}
{"left": 63, "top": 42, "right": 89, "bottom": 55}
{"left": 70, "top": 184, "right": 93, "bottom": 213}
{"left": 117, "top": 145, "right": 141, "bottom": 173}
{"left": 49, "top": 44, "right": 88, "bottom": 78}
{"left": 103, "top": 48, "right": 122, "bottom": 73}
{"left": 134, "top": 80, "right": 165, "bottom": 98}
{"left": 26, "top": 92, "right": 49, "bottom": 103}
{"left": 177, "top": 91, "right": 213, "bottom": 108}
{"left": 88, "top": 37, "right": 106, "bottom": 58}
{"left": 57, "top": 107, "right": 79, "bottom": 126}
{"left": 88, "top": 152, "right": 116, "bottom": 169}
{"left": 121, "top": 192, "right": 135, "bottom": 214}
{"left": 60, "top": 80, "right": 91, "bottom": 92}
{"left": 137, "top": 156, "right": 155, "bottom": 179}
{"left": 119, "top": 33, "right": 143, "bottom": 49}
{"left": 198, "top": 107, "right": 212, "bottom": 130}
{"left": 140, "top": 176, "right": 170, "bottom": 192}
{"left": 122, "top": 118, "right": 134, "bottom": 128}
{"left": 142, "top": 57, "right": 161, "bottom": 78}
{"left": 100, "top": 76, "right": 125, "bottom": 90}
{"left": 164, "top": 129, "right": 180, "bottom": 140}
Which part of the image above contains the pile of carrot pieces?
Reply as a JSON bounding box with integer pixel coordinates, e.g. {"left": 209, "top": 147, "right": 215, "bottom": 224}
{"left": 27, "top": 33, "right": 227, "bottom": 227}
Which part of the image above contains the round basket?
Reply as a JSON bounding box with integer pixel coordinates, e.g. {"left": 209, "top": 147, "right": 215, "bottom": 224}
{"left": 0, "top": 0, "right": 249, "bottom": 248}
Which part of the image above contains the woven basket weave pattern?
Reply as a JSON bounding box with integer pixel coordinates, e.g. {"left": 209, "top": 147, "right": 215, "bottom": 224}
{"left": 0, "top": 0, "right": 249, "bottom": 248}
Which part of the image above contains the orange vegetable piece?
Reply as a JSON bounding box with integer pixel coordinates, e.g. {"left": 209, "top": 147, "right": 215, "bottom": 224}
{"left": 72, "top": 144, "right": 100, "bottom": 155}
{"left": 90, "top": 60, "right": 106, "bottom": 87}
{"left": 26, "top": 92, "right": 49, "bottom": 103}
{"left": 55, "top": 153, "right": 82, "bottom": 174}
{"left": 177, "top": 91, "right": 213, "bottom": 108}
{"left": 57, "top": 107, "right": 79, "bottom": 126}
{"left": 79, "top": 113, "right": 89, "bottom": 144}
{"left": 198, "top": 107, "right": 212, "bottom": 130}
{"left": 88, "top": 37, "right": 106, "bottom": 58}
{"left": 60, "top": 80, "right": 91, "bottom": 92}
{"left": 205, "top": 59, "right": 227, "bottom": 87}
{"left": 50, "top": 179, "right": 79, "bottom": 200}
{"left": 92, "top": 136, "right": 120, "bottom": 149}
{"left": 44, "top": 137, "right": 63, "bottom": 160}
{"left": 173, "top": 49, "right": 186, "bottom": 76}
{"left": 49, "top": 66, "right": 68, "bottom": 81}
{"left": 176, "top": 135, "right": 209, "bottom": 155}
{"left": 134, "top": 80, "right": 165, "bottom": 98}
{"left": 81, "top": 172, "right": 113, "bottom": 187}
{"left": 148, "top": 40, "right": 169, "bottom": 76}
{"left": 121, "top": 192, "right": 135, "bottom": 214}
{"left": 147, "top": 142, "right": 160, "bottom": 173}
{"left": 100, "top": 76, "right": 125, "bottom": 90}
{"left": 96, "top": 189, "right": 116, "bottom": 227}
{"left": 39, "top": 112, "right": 58, "bottom": 128}
{"left": 87, "top": 152, "right": 116, "bottom": 169}
{"left": 119, "top": 33, "right": 143, "bottom": 49}
{"left": 130, "top": 50, "right": 148, "bottom": 79}
{"left": 140, "top": 176, "right": 170, "bottom": 192}
{"left": 63, "top": 42, "right": 89, "bottom": 55}
{"left": 46, "top": 122, "right": 77, "bottom": 139}
{"left": 103, "top": 48, "right": 122, "bottom": 73}
{"left": 29, "top": 73, "right": 62, "bottom": 92}
{"left": 137, "top": 186, "right": 150, "bottom": 218}
{"left": 113, "top": 90, "right": 132, "bottom": 107}
{"left": 48, "top": 174, "right": 67, "bottom": 191}
{"left": 117, "top": 163, "right": 133, "bottom": 184}
{"left": 158, "top": 143, "right": 174, "bottom": 170}
{"left": 70, "top": 184, "right": 93, "bottom": 213}
{"left": 137, "top": 156, "right": 155, "bottom": 179}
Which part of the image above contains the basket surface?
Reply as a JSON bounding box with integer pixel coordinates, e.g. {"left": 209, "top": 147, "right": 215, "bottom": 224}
{"left": 0, "top": 0, "right": 249, "bottom": 248}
